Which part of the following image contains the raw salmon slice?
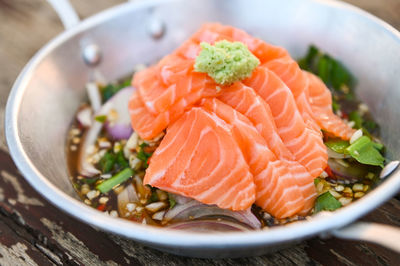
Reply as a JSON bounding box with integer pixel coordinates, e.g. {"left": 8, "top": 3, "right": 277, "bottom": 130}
{"left": 218, "top": 82, "right": 317, "bottom": 214}
{"left": 129, "top": 83, "right": 219, "bottom": 140}
{"left": 201, "top": 98, "right": 305, "bottom": 218}
{"left": 304, "top": 71, "right": 356, "bottom": 140}
{"left": 244, "top": 67, "right": 328, "bottom": 178}
{"left": 197, "top": 23, "right": 354, "bottom": 140}
{"left": 144, "top": 107, "right": 255, "bottom": 211}
{"left": 133, "top": 54, "right": 216, "bottom": 115}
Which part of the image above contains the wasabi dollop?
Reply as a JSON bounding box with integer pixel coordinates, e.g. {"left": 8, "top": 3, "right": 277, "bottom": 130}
{"left": 194, "top": 40, "right": 260, "bottom": 85}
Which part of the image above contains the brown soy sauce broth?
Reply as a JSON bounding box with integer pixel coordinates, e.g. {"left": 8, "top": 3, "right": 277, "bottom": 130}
{"left": 65, "top": 49, "right": 385, "bottom": 229}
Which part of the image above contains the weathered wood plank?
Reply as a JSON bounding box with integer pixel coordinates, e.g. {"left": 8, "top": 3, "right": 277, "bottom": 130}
{"left": 1, "top": 149, "right": 400, "bottom": 265}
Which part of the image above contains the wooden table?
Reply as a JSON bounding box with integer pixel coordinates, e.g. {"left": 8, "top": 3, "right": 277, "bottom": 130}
{"left": 0, "top": 0, "right": 399, "bottom": 265}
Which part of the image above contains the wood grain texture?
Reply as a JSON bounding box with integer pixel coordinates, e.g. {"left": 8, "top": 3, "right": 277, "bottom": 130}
{"left": 0, "top": 0, "right": 399, "bottom": 265}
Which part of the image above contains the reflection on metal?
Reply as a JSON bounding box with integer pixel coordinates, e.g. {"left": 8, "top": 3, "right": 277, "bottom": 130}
{"left": 82, "top": 44, "right": 102, "bottom": 67}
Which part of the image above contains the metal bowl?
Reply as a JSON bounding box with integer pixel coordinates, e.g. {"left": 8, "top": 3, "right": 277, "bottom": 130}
{"left": 5, "top": 0, "right": 400, "bottom": 258}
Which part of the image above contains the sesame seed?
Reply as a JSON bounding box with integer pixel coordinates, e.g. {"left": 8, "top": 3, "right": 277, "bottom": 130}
{"left": 99, "top": 197, "right": 109, "bottom": 204}
{"left": 126, "top": 203, "right": 136, "bottom": 212}
{"left": 347, "top": 121, "right": 355, "bottom": 128}
{"left": 145, "top": 202, "right": 166, "bottom": 212}
{"left": 352, "top": 183, "right": 364, "bottom": 192}
{"left": 84, "top": 199, "right": 91, "bottom": 205}
{"left": 70, "top": 145, "right": 77, "bottom": 151}
{"left": 329, "top": 190, "right": 341, "bottom": 198}
{"left": 86, "top": 190, "right": 98, "bottom": 200}
{"left": 339, "top": 197, "right": 352, "bottom": 206}
{"left": 335, "top": 185, "right": 344, "bottom": 192}
{"left": 320, "top": 171, "right": 329, "bottom": 178}
{"left": 81, "top": 184, "right": 90, "bottom": 195}
{"left": 354, "top": 192, "right": 365, "bottom": 199}
{"left": 72, "top": 137, "right": 81, "bottom": 144}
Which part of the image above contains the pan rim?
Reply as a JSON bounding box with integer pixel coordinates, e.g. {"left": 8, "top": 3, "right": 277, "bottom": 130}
{"left": 5, "top": 0, "right": 400, "bottom": 250}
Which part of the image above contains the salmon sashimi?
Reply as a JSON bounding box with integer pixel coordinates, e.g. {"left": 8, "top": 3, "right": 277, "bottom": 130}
{"left": 144, "top": 107, "right": 255, "bottom": 211}
{"left": 218, "top": 82, "right": 317, "bottom": 213}
{"left": 201, "top": 98, "right": 305, "bottom": 217}
{"left": 244, "top": 67, "right": 328, "bottom": 178}
{"left": 197, "top": 23, "right": 354, "bottom": 140}
{"left": 129, "top": 83, "right": 219, "bottom": 140}
{"left": 133, "top": 54, "right": 216, "bottom": 115}
{"left": 304, "top": 71, "right": 356, "bottom": 140}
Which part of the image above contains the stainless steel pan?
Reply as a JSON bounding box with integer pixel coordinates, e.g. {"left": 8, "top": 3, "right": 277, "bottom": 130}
{"left": 5, "top": 0, "right": 400, "bottom": 258}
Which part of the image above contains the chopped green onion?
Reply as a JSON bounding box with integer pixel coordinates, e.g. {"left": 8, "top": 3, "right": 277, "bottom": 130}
{"left": 314, "top": 178, "right": 321, "bottom": 186}
{"left": 95, "top": 115, "right": 107, "bottom": 123}
{"left": 96, "top": 168, "right": 134, "bottom": 193}
{"left": 314, "top": 191, "right": 342, "bottom": 213}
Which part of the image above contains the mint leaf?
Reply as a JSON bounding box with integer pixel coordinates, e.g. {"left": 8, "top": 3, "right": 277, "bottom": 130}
{"left": 315, "top": 191, "right": 342, "bottom": 213}
{"left": 349, "top": 111, "right": 362, "bottom": 129}
{"left": 346, "top": 136, "right": 385, "bottom": 167}
{"left": 325, "top": 139, "right": 349, "bottom": 154}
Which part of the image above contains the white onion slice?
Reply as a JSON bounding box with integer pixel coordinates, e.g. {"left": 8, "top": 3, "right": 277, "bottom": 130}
{"left": 76, "top": 106, "right": 92, "bottom": 127}
{"left": 86, "top": 82, "right": 102, "bottom": 112}
{"left": 164, "top": 198, "right": 261, "bottom": 229}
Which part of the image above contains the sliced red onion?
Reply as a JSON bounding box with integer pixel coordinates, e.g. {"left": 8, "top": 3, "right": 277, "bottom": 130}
{"left": 164, "top": 198, "right": 261, "bottom": 229}
{"left": 106, "top": 123, "right": 133, "bottom": 141}
{"left": 100, "top": 87, "right": 134, "bottom": 140}
{"left": 76, "top": 106, "right": 93, "bottom": 128}
{"left": 328, "top": 158, "right": 369, "bottom": 182}
{"left": 86, "top": 82, "right": 102, "bottom": 112}
{"left": 78, "top": 87, "right": 135, "bottom": 176}
{"left": 167, "top": 219, "right": 251, "bottom": 232}
{"left": 327, "top": 148, "right": 350, "bottom": 159}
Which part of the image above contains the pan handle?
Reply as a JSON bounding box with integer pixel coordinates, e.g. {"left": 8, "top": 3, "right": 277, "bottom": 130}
{"left": 47, "top": 0, "right": 80, "bottom": 30}
{"left": 331, "top": 222, "right": 400, "bottom": 253}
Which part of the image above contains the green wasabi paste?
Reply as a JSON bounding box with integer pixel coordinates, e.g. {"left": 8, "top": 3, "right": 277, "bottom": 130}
{"left": 194, "top": 40, "right": 260, "bottom": 85}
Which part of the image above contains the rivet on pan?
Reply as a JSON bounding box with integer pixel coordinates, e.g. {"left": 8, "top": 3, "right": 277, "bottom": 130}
{"left": 82, "top": 44, "right": 102, "bottom": 67}
{"left": 147, "top": 18, "right": 165, "bottom": 39}
{"left": 380, "top": 160, "right": 400, "bottom": 179}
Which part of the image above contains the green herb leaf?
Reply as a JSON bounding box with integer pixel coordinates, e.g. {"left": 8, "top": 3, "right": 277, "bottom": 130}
{"left": 168, "top": 193, "right": 177, "bottom": 209}
{"left": 99, "top": 78, "right": 131, "bottom": 103}
{"left": 116, "top": 150, "right": 129, "bottom": 169}
{"left": 81, "top": 178, "right": 99, "bottom": 185}
{"left": 349, "top": 111, "right": 362, "bottom": 129}
{"left": 314, "top": 191, "right": 342, "bottom": 213}
{"left": 95, "top": 115, "right": 107, "bottom": 123}
{"left": 298, "top": 45, "right": 355, "bottom": 96}
{"left": 148, "top": 190, "right": 159, "bottom": 203}
{"left": 137, "top": 143, "right": 152, "bottom": 168}
{"left": 96, "top": 168, "right": 134, "bottom": 193}
{"left": 325, "top": 139, "right": 350, "bottom": 154}
{"left": 332, "top": 97, "right": 340, "bottom": 113}
{"left": 99, "top": 152, "right": 116, "bottom": 173}
{"left": 346, "top": 136, "right": 385, "bottom": 167}
{"left": 314, "top": 178, "right": 321, "bottom": 186}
